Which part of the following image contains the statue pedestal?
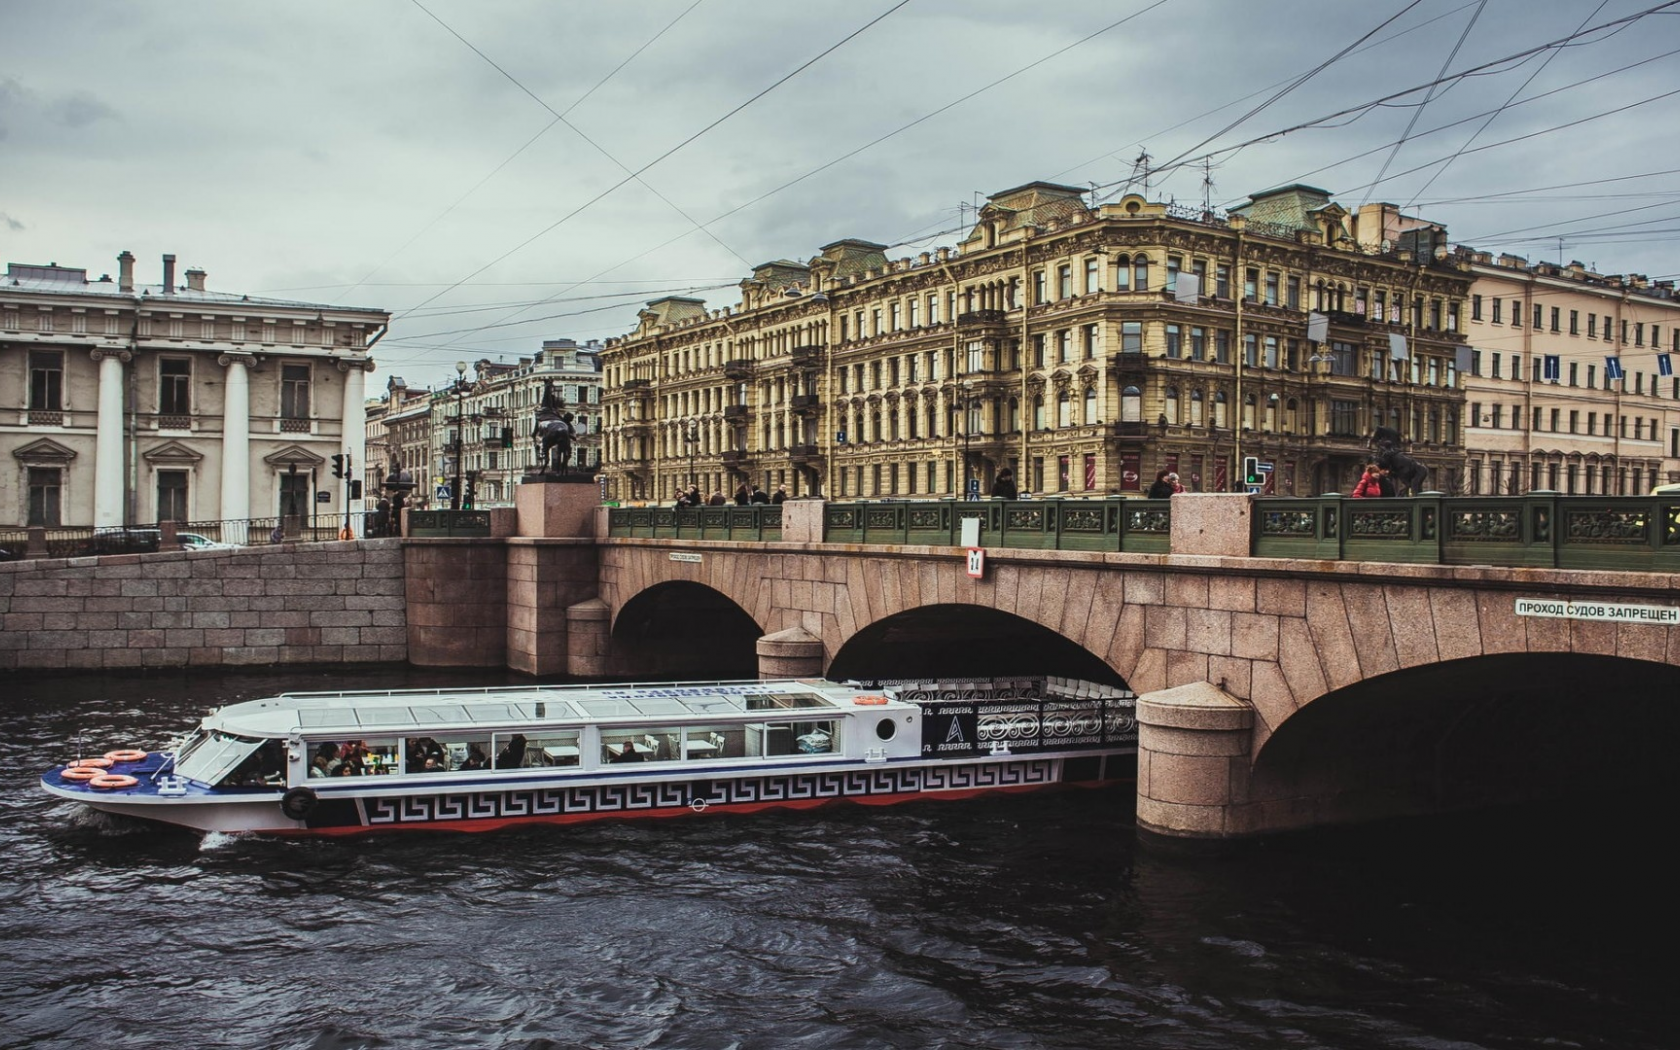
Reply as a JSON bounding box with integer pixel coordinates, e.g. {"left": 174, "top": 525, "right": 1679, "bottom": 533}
{"left": 516, "top": 474, "right": 598, "bottom": 538}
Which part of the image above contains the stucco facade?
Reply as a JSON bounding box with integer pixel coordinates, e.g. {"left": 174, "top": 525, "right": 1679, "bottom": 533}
{"left": 2, "top": 252, "right": 387, "bottom": 530}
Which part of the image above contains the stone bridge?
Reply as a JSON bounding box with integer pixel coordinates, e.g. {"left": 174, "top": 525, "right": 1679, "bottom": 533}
{"left": 6, "top": 485, "right": 1678, "bottom": 843}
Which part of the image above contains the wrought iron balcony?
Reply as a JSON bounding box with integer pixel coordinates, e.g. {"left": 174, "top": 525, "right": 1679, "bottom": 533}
{"left": 723, "top": 404, "right": 749, "bottom": 420}
{"left": 790, "top": 344, "right": 824, "bottom": 367}
{"left": 790, "top": 393, "right": 821, "bottom": 412}
{"left": 789, "top": 443, "right": 821, "bottom": 463}
{"left": 622, "top": 378, "right": 652, "bottom": 392}
{"left": 956, "top": 309, "right": 1007, "bottom": 328}
{"left": 721, "top": 449, "right": 752, "bottom": 467}
{"left": 723, "top": 359, "right": 754, "bottom": 380}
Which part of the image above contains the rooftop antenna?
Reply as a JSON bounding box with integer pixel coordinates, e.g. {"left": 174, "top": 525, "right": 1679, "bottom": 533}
{"left": 1130, "top": 148, "right": 1152, "bottom": 197}
{"left": 1201, "top": 158, "right": 1216, "bottom": 220}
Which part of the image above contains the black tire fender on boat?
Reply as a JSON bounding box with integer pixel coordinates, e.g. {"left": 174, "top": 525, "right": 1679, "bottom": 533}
{"left": 280, "top": 786, "right": 318, "bottom": 821}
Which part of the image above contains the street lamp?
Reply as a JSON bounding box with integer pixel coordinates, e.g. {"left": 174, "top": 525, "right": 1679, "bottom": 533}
{"left": 452, "top": 360, "right": 466, "bottom": 511}
{"left": 959, "top": 379, "right": 975, "bottom": 500}
{"left": 682, "top": 419, "right": 700, "bottom": 492}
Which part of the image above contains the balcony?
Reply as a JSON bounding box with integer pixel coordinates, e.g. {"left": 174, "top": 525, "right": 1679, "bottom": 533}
{"left": 789, "top": 443, "right": 821, "bottom": 463}
{"left": 622, "top": 378, "right": 652, "bottom": 392}
{"left": 723, "top": 404, "right": 750, "bottom": 420}
{"left": 790, "top": 393, "right": 821, "bottom": 412}
{"left": 721, "top": 449, "right": 752, "bottom": 468}
{"left": 956, "top": 309, "right": 1007, "bottom": 328}
{"left": 723, "top": 359, "right": 754, "bottom": 380}
{"left": 790, "top": 344, "right": 824, "bottom": 368}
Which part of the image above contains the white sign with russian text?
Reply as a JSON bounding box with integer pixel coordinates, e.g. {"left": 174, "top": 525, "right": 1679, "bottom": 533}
{"left": 669, "top": 552, "right": 703, "bottom": 563}
{"left": 1514, "top": 598, "right": 1679, "bottom": 625}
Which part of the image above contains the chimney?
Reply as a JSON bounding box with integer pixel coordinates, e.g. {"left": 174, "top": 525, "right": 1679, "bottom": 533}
{"left": 161, "top": 254, "right": 176, "bottom": 293}
{"left": 185, "top": 268, "right": 206, "bottom": 292}
{"left": 118, "top": 250, "right": 135, "bottom": 292}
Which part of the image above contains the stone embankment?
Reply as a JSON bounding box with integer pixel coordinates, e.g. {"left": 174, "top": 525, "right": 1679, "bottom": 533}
{"left": 0, "top": 538, "right": 407, "bottom": 671}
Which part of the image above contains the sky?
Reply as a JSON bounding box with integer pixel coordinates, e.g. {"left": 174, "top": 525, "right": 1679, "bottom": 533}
{"left": 5, "top": 0, "right": 1680, "bottom": 391}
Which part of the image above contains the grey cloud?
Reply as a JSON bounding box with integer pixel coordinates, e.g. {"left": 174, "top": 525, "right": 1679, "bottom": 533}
{"left": 47, "top": 90, "right": 115, "bottom": 128}
{"left": 0, "top": 213, "right": 23, "bottom": 232}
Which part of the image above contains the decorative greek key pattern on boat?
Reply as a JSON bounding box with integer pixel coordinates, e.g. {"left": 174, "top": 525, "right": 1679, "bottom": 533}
{"left": 359, "top": 762, "right": 1061, "bottom": 826}
{"left": 1563, "top": 509, "right": 1649, "bottom": 545}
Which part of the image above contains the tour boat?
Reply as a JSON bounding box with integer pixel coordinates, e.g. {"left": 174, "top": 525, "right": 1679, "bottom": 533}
{"left": 40, "top": 676, "right": 1136, "bottom": 836}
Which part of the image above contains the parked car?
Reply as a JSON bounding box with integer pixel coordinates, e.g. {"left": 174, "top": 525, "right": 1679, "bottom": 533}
{"left": 178, "top": 532, "right": 238, "bottom": 550}
{"left": 88, "top": 529, "right": 236, "bottom": 555}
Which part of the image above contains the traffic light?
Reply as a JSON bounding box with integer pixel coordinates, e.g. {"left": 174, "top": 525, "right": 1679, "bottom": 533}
{"left": 331, "top": 454, "right": 346, "bottom": 479}
{"left": 1243, "top": 456, "right": 1262, "bottom": 486}
{"left": 349, "top": 479, "right": 363, "bottom": 501}
{"left": 462, "top": 475, "right": 476, "bottom": 511}
{"left": 500, "top": 426, "right": 514, "bottom": 449}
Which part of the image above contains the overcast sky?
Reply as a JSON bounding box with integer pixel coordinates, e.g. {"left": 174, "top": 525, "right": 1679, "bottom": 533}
{"left": 5, "top": 0, "right": 1679, "bottom": 389}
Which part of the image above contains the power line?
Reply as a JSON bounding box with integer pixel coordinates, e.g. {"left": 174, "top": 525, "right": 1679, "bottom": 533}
{"left": 409, "top": 0, "right": 752, "bottom": 271}
{"left": 395, "top": 0, "right": 912, "bottom": 324}
{"left": 1353, "top": 0, "right": 1486, "bottom": 207}
{"left": 337, "top": 0, "right": 707, "bottom": 306}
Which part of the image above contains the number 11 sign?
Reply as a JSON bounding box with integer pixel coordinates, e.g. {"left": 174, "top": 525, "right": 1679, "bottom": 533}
{"left": 965, "top": 547, "right": 985, "bottom": 579}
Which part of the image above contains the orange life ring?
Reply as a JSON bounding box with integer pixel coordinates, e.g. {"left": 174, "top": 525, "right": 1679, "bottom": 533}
{"left": 853, "top": 695, "right": 889, "bottom": 706}
{"left": 103, "top": 749, "right": 148, "bottom": 763}
{"left": 61, "top": 767, "right": 104, "bottom": 781}
{"left": 68, "top": 757, "right": 115, "bottom": 769}
{"left": 89, "top": 774, "right": 139, "bottom": 791}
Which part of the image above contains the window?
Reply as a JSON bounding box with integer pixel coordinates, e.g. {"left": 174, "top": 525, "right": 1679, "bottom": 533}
{"left": 281, "top": 364, "right": 310, "bottom": 419}
{"left": 1244, "top": 334, "right": 1258, "bottom": 367}
{"left": 1190, "top": 327, "right": 1206, "bottom": 361}
{"left": 1166, "top": 255, "right": 1180, "bottom": 293}
{"left": 1570, "top": 310, "right": 1579, "bottom": 335}
{"left": 1330, "top": 341, "right": 1357, "bottom": 377}
{"left": 1550, "top": 307, "right": 1560, "bottom": 332}
{"left": 1215, "top": 330, "right": 1231, "bottom": 364}
{"left": 1033, "top": 270, "right": 1047, "bottom": 304}
{"left": 157, "top": 470, "right": 189, "bottom": 522}
{"left": 1084, "top": 324, "right": 1098, "bottom": 359}
{"left": 1165, "top": 324, "right": 1182, "bottom": 359}
{"left": 160, "top": 358, "right": 191, "bottom": 415}
{"left": 1164, "top": 386, "right": 1179, "bottom": 425}
{"left": 1121, "top": 322, "right": 1142, "bottom": 353}
{"left": 1114, "top": 256, "right": 1130, "bottom": 290}
{"left": 1214, "top": 264, "right": 1230, "bottom": 299}
{"left": 1132, "top": 256, "right": 1149, "bottom": 291}
{"left": 889, "top": 302, "right": 901, "bottom": 331}
{"left": 1472, "top": 294, "right": 1483, "bottom": 321}
{"left": 1264, "top": 336, "right": 1279, "bottom": 369}
{"left": 1493, "top": 298, "right": 1503, "bottom": 325}
{"left": 1057, "top": 264, "right": 1072, "bottom": 299}
{"left": 907, "top": 298, "right": 919, "bottom": 328}
{"left": 1244, "top": 268, "right": 1258, "bottom": 302}
{"left": 1286, "top": 276, "right": 1300, "bottom": 309}
{"left": 1589, "top": 314, "right": 1597, "bottom": 338}
{"left": 1057, "top": 391, "right": 1071, "bottom": 428}
{"left": 1264, "top": 272, "right": 1279, "bottom": 306}
{"left": 1057, "top": 330, "right": 1071, "bottom": 364}
{"left": 30, "top": 350, "right": 63, "bottom": 410}
{"left": 1492, "top": 405, "right": 1504, "bottom": 429}
{"left": 1330, "top": 399, "right": 1360, "bottom": 436}
{"left": 27, "top": 467, "right": 62, "bottom": 526}
{"left": 1084, "top": 257, "right": 1100, "bottom": 294}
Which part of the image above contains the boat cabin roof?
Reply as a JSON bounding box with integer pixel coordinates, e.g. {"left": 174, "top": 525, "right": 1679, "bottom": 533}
{"left": 208, "top": 680, "right": 859, "bottom": 739}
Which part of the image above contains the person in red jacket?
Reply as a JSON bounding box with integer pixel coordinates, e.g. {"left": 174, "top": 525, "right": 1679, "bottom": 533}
{"left": 1351, "top": 463, "right": 1385, "bottom": 498}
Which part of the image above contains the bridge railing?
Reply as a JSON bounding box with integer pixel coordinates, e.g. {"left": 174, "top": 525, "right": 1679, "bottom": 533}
{"left": 1252, "top": 493, "right": 1680, "bottom": 571}
{"left": 606, "top": 504, "right": 783, "bottom": 542}
{"left": 821, "top": 498, "right": 1171, "bottom": 552}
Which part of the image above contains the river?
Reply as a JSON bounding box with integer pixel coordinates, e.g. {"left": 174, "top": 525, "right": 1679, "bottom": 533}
{"left": 0, "top": 667, "right": 1668, "bottom": 1049}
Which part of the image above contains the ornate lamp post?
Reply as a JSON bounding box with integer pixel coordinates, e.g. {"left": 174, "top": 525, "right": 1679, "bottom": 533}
{"left": 682, "top": 419, "right": 700, "bottom": 492}
{"left": 452, "top": 360, "right": 467, "bottom": 511}
{"left": 960, "top": 379, "right": 975, "bottom": 500}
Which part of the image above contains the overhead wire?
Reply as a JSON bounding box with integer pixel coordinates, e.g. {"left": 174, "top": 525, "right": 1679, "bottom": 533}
{"left": 336, "top": 0, "right": 707, "bottom": 306}
{"left": 393, "top": 0, "right": 913, "bottom": 324}
{"left": 1402, "top": 0, "right": 1610, "bottom": 209}
{"left": 1351, "top": 0, "right": 1487, "bottom": 207}
{"left": 408, "top": 0, "right": 754, "bottom": 271}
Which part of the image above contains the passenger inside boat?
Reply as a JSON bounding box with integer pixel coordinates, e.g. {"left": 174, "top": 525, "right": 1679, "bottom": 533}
{"left": 404, "top": 737, "right": 447, "bottom": 773}
{"left": 494, "top": 734, "right": 527, "bottom": 770}
{"left": 309, "top": 743, "right": 337, "bottom": 778}
{"left": 609, "top": 741, "right": 646, "bottom": 763}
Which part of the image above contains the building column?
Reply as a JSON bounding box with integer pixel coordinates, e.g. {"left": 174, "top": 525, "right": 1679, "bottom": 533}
{"left": 90, "top": 348, "right": 130, "bottom": 528}
{"left": 339, "top": 358, "right": 370, "bottom": 535}
{"left": 218, "top": 354, "right": 252, "bottom": 521}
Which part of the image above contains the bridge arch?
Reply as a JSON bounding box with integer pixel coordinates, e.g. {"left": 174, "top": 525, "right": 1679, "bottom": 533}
{"left": 829, "top": 603, "right": 1127, "bottom": 685}
{"left": 1246, "top": 652, "right": 1680, "bottom": 828}
{"left": 610, "top": 580, "right": 762, "bottom": 679}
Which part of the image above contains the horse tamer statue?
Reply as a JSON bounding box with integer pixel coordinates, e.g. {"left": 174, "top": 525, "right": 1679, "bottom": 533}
{"left": 1372, "top": 425, "right": 1429, "bottom": 495}
{"left": 532, "top": 380, "right": 576, "bottom": 475}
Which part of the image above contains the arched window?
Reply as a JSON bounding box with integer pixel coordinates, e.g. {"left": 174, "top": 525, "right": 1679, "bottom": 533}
{"left": 1121, "top": 385, "right": 1142, "bottom": 424}
{"left": 1057, "top": 390, "right": 1072, "bottom": 428}
{"left": 1084, "top": 386, "right": 1098, "bottom": 425}
{"left": 1242, "top": 393, "right": 1256, "bottom": 431}
{"left": 1190, "top": 389, "right": 1205, "bottom": 427}
{"left": 1114, "top": 254, "right": 1131, "bottom": 290}
{"left": 1133, "top": 255, "right": 1150, "bottom": 292}
{"left": 1213, "top": 390, "right": 1228, "bottom": 430}
{"left": 1164, "top": 386, "right": 1180, "bottom": 426}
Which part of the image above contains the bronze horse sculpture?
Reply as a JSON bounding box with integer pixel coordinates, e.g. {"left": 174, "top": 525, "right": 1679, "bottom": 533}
{"left": 1372, "top": 425, "right": 1428, "bottom": 495}
{"left": 533, "top": 412, "right": 575, "bottom": 475}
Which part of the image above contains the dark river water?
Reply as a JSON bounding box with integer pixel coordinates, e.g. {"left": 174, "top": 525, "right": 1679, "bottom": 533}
{"left": 0, "top": 667, "right": 1670, "bottom": 1050}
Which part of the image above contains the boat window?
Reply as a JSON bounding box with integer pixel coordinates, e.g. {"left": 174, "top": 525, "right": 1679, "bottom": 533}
{"left": 681, "top": 725, "right": 735, "bottom": 761}
{"left": 358, "top": 708, "right": 417, "bottom": 727}
{"left": 299, "top": 709, "right": 360, "bottom": 729}
{"left": 170, "top": 729, "right": 210, "bottom": 768}
{"left": 175, "top": 729, "right": 265, "bottom": 787}
{"left": 754, "top": 719, "right": 838, "bottom": 757}
{"left": 520, "top": 729, "right": 581, "bottom": 769}
{"left": 408, "top": 705, "right": 473, "bottom": 724}
{"left": 600, "top": 726, "right": 683, "bottom": 764}
{"left": 744, "top": 692, "right": 835, "bottom": 711}
{"left": 393, "top": 734, "right": 492, "bottom": 773}
{"left": 315, "top": 739, "right": 400, "bottom": 777}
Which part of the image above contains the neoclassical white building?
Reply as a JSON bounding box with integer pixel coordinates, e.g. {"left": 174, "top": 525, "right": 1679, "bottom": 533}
{"left": 1, "top": 252, "right": 388, "bottom": 530}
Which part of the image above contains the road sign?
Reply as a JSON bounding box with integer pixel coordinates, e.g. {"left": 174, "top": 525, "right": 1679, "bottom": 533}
{"left": 315, "top": 490, "right": 331, "bottom": 503}
{"left": 965, "top": 547, "right": 985, "bottom": 578}
{"left": 435, "top": 485, "right": 451, "bottom": 502}
{"left": 1258, "top": 461, "right": 1274, "bottom": 473}
{"left": 966, "top": 478, "right": 980, "bottom": 500}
